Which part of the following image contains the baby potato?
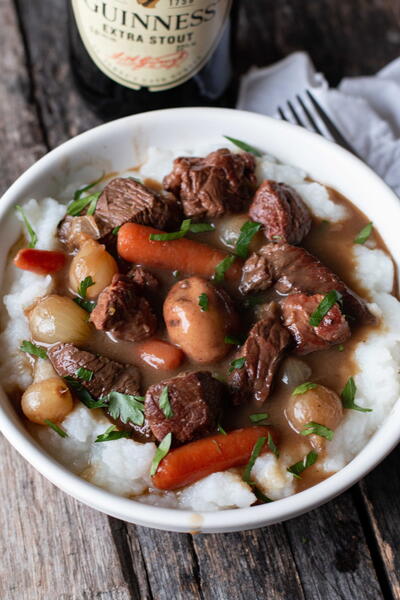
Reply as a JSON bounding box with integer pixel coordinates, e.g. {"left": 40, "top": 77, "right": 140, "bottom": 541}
{"left": 216, "top": 213, "right": 264, "bottom": 252}
{"left": 286, "top": 384, "right": 343, "bottom": 452}
{"left": 21, "top": 377, "right": 74, "bottom": 425}
{"left": 163, "top": 276, "right": 237, "bottom": 364}
{"left": 69, "top": 239, "right": 118, "bottom": 299}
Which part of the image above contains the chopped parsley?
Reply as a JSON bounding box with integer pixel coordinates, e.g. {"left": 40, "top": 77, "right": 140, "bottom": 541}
{"left": 228, "top": 356, "right": 246, "bottom": 374}
{"left": 214, "top": 255, "right": 236, "bottom": 282}
{"left": 217, "top": 423, "right": 227, "bottom": 435}
{"left": 73, "top": 174, "right": 103, "bottom": 201}
{"left": 198, "top": 293, "right": 209, "bottom": 312}
{"left": 15, "top": 205, "right": 37, "bottom": 248}
{"left": 223, "top": 135, "right": 263, "bottom": 157}
{"left": 75, "top": 367, "right": 93, "bottom": 382}
{"left": 189, "top": 223, "right": 215, "bottom": 233}
{"left": 249, "top": 412, "right": 269, "bottom": 424}
{"left": 20, "top": 340, "right": 47, "bottom": 359}
{"left": 112, "top": 226, "right": 121, "bottom": 236}
{"left": 235, "top": 220, "right": 261, "bottom": 259}
{"left": 300, "top": 421, "right": 334, "bottom": 441}
{"left": 78, "top": 276, "right": 95, "bottom": 299}
{"left": 150, "top": 432, "right": 172, "bottom": 476}
{"left": 104, "top": 391, "right": 146, "bottom": 426}
{"left": 149, "top": 218, "right": 191, "bottom": 241}
{"left": 337, "top": 344, "right": 345, "bottom": 352}
{"left": 341, "top": 376, "right": 372, "bottom": 412}
{"left": 95, "top": 425, "right": 131, "bottom": 443}
{"left": 159, "top": 386, "right": 173, "bottom": 419}
{"left": 267, "top": 432, "right": 280, "bottom": 457}
{"left": 354, "top": 222, "right": 373, "bottom": 245}
{"left": 67, "top": 191, "right": 101, "bottom": 217}
{"left": 243, "top": 295, "right": 265, "bottom": 308}
{"left": 74, "top": 297, "right": 96, "bottom": 313}
{"left": 309, "top": 290, "right": 342, "bottom": 327}
{"left": 292, "top": 382, "right": 317, "bottom": 396}
{"left": 44, "top": 419, "right": 68, "bottom": 438}
{"left": 287, "top": 451, "right": 318, "bottom": 479}
{"left": 253, "top": 487, "right": 273, "bottom": 504}
{"left": 64, "top": 377, "right": 107, "bottom": 409}
{"left": 242, "top": 436, "right": 266, "bottom": 484}
{"left": 224, "top": 335, "right": 242, "bottom": 345}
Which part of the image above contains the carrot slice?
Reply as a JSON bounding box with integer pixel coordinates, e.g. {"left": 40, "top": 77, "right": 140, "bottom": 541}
{"left": 14, "top": 248, "right": 67, "bottom": 275}
{"left": 136, "top": 339, "right": 185, "bottom": 370}
{"left": 152, "top": 426, "right": 276, "bottom": 490}
{"left": 117, "top": 222, "right": 242, "bottom": 280}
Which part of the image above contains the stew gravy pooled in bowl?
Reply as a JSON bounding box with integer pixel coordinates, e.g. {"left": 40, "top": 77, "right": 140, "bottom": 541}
{"left": 1, "top": 138, "right": 399, "bottom": 512}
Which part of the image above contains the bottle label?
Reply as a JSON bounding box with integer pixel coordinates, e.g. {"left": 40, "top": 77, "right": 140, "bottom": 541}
{"left": 71, "top": 0, "right": 232, "bottom": 92}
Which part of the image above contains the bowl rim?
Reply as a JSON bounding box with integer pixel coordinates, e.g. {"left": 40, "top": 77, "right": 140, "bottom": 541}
{"left": 1, "top": 106, "right": 399, "bottom": 533}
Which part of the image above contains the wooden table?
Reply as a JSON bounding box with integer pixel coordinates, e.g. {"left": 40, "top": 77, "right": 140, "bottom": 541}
{"left": 1, "top": 1, "right": 400, "bottom": 598}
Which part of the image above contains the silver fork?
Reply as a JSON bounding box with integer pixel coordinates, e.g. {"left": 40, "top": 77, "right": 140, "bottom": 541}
{"left": 277, "top": 90, "right": 361, "bottom": 159}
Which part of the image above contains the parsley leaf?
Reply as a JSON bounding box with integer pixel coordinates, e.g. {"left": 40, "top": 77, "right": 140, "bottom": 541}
{"left": 268, "top": 432, "right": 280, "bottom": 457}
{"left": 112, "top": 226, "right": 121, "bottom": 236}
{"left": 149, "top": 218, "right": 192, "bottom": 241}
{"left": 242, "top": 436, "right": 266, "bottom": 484}
{"left": 224, "top": 335, "right": 242, "bottom": 345}
{"left": 78, "top": 276, "right": 95, "bottom": 299}
{"left": 235, "top": 220, "right": 261, "bottom": 259}
{"left": 198, "top": 293, "right": 209, "bottom": 312}
{"left": 354, "top": 222, "right": 373, "bottom": 245}
{"left": 253, "top": 487, "right": 273, "bottom": 504}
{"left": 217, "top": 423, "right": 227, "bottom": 435}
{"left": 73, "top": 174, "right": 103, "bottom": 201}
{"left": 15, "top": 205, "right": 37, "bottom": 248}
{"left": 292, "top": 382, "right": 317, "bottom": 396}
{"left": 300, "top": 421, "right": 334, "bottom": 441}
{"left": 341, "top": 376, "right": 372, "bottom": 412}
{"left": 74, "top": 297, "right": 96, "bottom": 313}
{"left": 223, "top": 135, "right": 263, "bottom": 157}
{"left": 228, "top": 356, "right": 246, "bottom": 374}
{"left": 214, "top": 255, "right": 236, "bottom": 282}
{"left": 85, "top": 192, "right": 101, "bottom": 216}
{"left": 150, "top": 432, "right": 172, "bottom": 476}
{"left": 75, "top": 367, "right": 93, "bottom": 382}
{"left": 287, "top": 451, "right": 318, "bottom": 479}
{"left": 249, "top": 413, "right": 269, "bottom": 424}
{"left": 64, "top": 377, "right": 107, "bottom": 409}
{"left": 159, "top": 386, "right": 173, "bottom": 419}
{"left": 67, "top": 191, "right": 101, "bottom": 217}
{"left": 95, "top": 425, "right": 131, "bottom": 443}
{"left": 20, "top": 340, "right": 47, "bottom": 359}
{"left": 104, "top": 391, "right": 146, "bottom": 426}
{"left": 309, "top": 290, "right": 342, "bottom": 327}
{"left": 243, "top": 295, "right": 265, "bottom": 308}
{"left": 44, "top": 419, "right": 68, "bottom": 438}
{"left": 189, "top": 223, "right": 215, "bottom": 233}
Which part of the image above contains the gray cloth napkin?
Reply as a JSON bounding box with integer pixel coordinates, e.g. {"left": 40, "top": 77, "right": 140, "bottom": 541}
{"left": 237, "top": 51, "right": 400, "bottom": 197}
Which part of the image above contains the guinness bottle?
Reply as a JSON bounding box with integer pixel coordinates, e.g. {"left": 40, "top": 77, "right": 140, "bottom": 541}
{"left": 68, "top": 0, "right": 235, "bottom": 119}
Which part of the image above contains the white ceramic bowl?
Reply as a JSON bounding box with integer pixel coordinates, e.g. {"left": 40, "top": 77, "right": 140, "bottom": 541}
{"left": 1, "top": 107, "right": 399, "bottom": 533}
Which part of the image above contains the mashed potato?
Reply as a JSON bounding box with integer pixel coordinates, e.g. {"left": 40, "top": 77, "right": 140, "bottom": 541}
{"left": 2, "top": 142, "right": 399, "bottom": 511}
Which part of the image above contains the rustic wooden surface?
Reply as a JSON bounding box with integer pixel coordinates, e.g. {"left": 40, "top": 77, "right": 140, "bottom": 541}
{"left": 1, "top": 0, "right": 400, "bottom": 598}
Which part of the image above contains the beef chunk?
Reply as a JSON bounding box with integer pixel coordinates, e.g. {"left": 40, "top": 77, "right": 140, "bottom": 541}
{"left": 90, "top": 274, "right": 157, "bottom": 342}
{"left": 240, "top": 242, "right": 374, "bottom": 323}
{"left": 228, "top": 303, "right": 291, "bottom": 405}
{"left": 48, "top": 343, "right": 153, "bottom": 442}
{"left": 94, "top": 177, "right": 182, "bottom": 237}
{"left": 280, "top": 293, "right": 350, "bottom": 354}
{"left": 249, "top": 180, "right": 312, "bottom": 245}
{"left": 145, "top": 371, "right": 223, "bottom": 444}
{"left": 129, "top": 266, "right": 159, "bottom": 290}
{"left": 58, "top": 215, "right": 101, "bottom": 252}
{"left": 163, "top": 148, "right": 257, "bottom": 219}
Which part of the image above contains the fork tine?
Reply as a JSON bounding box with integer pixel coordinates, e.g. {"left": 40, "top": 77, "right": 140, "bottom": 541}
{"left": 296, "top": 94, "right": 324, "bottom": 136}
{"left": 278, "top": 107, "right": 288, "bottom": 121}
{"left": 306, "top": 90, "right": 360, "bottom": 157}
{"left": 287, "top": 100, "right": 303, "bottom": 126}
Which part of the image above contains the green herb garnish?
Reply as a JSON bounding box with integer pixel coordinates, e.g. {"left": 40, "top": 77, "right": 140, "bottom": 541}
{"left": 337, "top": 345, "right": 344, "bottom": 352}
{"left": 243, "top": 295, "right": 265, "bottom": 308}
{"left": 253, "top": 487, "right": 273, "bottom": 503}
{"left": 149, "top": 218, "right": 192, "bottom": 241}
{"left": 150, "top": 432, "right": 172, "bottom": 476}
{"left": 78, "top": 276, "right": 95, "bottom": 299}
{"left": 189, "top": 223, "right": 215, "bottom": 233}
{"left": 224, "top": 136, "right": 263, "bottom": 157}
{"left": 354, "top": 222, "right": 373, "bottom": 245}
{"left": 341, "top": 376, "right": 372, "bottom": 412}
{"left": 74, "top": 298, "right": 96, "bottom": 313}
{"left": 287, "top": 451, "right": 318, "bottom": 479}
{"left": 73, "top": 174, "right": 103, "bottom": 201}
{"left": 159, "top": 386, "right": 173, "bottom": 419}
{"left": 300, "top": 421, "right": 334, "bottom": 441}
{"left": 44, "top": 419, "right": 68, "bottom": 438}
{"left": 198, "top": 293, "right": 209, "bottom": 312}
{"left": 112, "top": 226, "right": 121, "bottom": 236}
{"left": 75, "top": 367, "right": 93, "bottom": 382}
{"left": 228, "top": 356, "right": 246, "bottom": 374}
{"left": 95, "top": 425, "right": 131, "bottom": 443}
{"left": 267, "top": 432, "right": 280, "bottom": 457}
{"left": 242, "top": 436, "right": 266, "bottom": 484}
{"left": 217, "top": 423, "right": 227, "bottom": 435}
{"left": 104, "top": 391, "right": 146, "bottom": 426}
{"left": 16, "top": 205, "right": 37, "bottom": 248}
{"left": 235, "top": 220, "right": 261, "bottom": 259}
{"left": 309, "top": 290, "right": 342, "bottom": 327}
{"left": 64, "top": 377, "right": 107, "bottom": 409}
{"left": 214, "top": 255, "right": 236, "bottom": 282}
{"left": 67, "top": 191, "right": 101, "bottom": 217}
{"left": 249, "top": 413, "right": 269, "bottom": 424}
{"left": 292, "top": 382, "right": 317, "bottom": 396}
{"left": 20, "top": 340, "right": 47, "bottom": 359}
{"left": 224, "top": 335, "right": 242, "bottom": 345}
